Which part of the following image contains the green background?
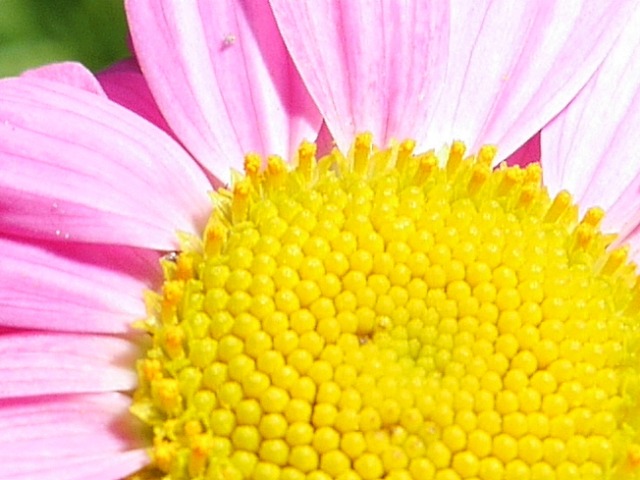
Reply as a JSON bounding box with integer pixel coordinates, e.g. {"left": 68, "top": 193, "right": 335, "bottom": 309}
{"left": 0, "top": 0, "right": 129, "bottom": 77}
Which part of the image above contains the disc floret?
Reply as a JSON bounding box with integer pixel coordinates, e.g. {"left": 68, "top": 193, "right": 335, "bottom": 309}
{"left": 132, "top": 134, "right": 640, "bottom": 480}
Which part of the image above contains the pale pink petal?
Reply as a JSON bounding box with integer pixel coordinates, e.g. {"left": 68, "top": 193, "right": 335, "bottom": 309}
{"left": 98, "top": 59, "right": 175, "bottom": 138}
{"left": 0, "top": 77, "right": 212, "bottom": 250}
{"left": 540, "top": 6, "right": 640, "bottom": 257}
{"left": 0, "top": 332, "right": 140, "bottom": 398}
{"left": 439, "top": 1, "right": 637, "bottom": 159}
{"left": 272, "top": 0, "right": 636, "bottom": 159}
{"left": 271, "top": 0, "right": 449, "bottom": 153}
{"left": 20, "top": 62, "right": 106, "bottom": 96}
{"left": 126, "top": 0, "right": 322, "bottom": 181}
{"left": 0, "top": 448, "right": 149, "bottom": 480}
{"left": 0, "top": 393, "right": 145, "bottom": 459}
{"left": 0, "top": 236, "right": 160, "bottom": 333}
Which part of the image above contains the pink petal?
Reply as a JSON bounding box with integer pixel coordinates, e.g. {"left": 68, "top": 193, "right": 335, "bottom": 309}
{"left": 126, "top": 0, "right": 322, "bottom": 180}
{"left": 0, "top": 76, "right": 212, "bottom": 250}
{"left": 0, "top": 393, "right": 145, "bottom": 459}
{"left": 271, "top": 0, "right": 449, "bottom": 153}
{"left": 0, "top": 236, "right": 160, "bottom": 333}
{"left": 0, "top": 448, "right": 149, "bottom": 480}
{"left": 539, "top": 6, "right": 640, "bottom": 257}
{"left": 271, "top": 0, "right": 637, "bottom": 159}
{"left": 0, "top": 332, "right": 140, "bottom": 398}
{"left": 20, "top": 62, "right": 106, "bottom": 97}
{"left": 97, "top": 59, "right": 176, "bottom": 138}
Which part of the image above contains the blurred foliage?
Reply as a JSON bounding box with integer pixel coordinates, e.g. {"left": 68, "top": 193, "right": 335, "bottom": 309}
{"left": 0, "top": 0, "right": 129, "bottom": 77}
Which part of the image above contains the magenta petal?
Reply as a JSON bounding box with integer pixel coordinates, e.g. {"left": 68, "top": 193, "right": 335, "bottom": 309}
{"left": 0, "top": 448, "right": 149, "bottom": 480}
{"left": 272, "top": 0, "right": 637, "bottom": 159}
{"left": 539, "top": 6, "right": 640, "bottom": 257}
{"left": 505, "top": 132, "right": 541, "bottom": 168}
{"left": 0, "top": 332, "right": 140, "bottom": 398}
{"left": 0, "top": 393, "right": 145, "bottom": 459}
{"left": 98, "top": 59, "right": 176, "bottom": 138}
{"left": 0, "top": 236, "right": 160, "bottom": 333}
{"left": 0, "top": 77, "right": 211, "bottom": 250}
{"left": 126, "top": 0, "right": 322, "bottom": 180}
{"left": 21, "top": 62, "right": 106, "bottom": 96}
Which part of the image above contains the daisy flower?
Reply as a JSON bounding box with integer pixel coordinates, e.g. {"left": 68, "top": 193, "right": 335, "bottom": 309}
{"left": 2, "top": 1, "right": 640, "bottom": 479}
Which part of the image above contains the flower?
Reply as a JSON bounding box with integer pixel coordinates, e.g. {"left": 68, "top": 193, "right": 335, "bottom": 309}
{"left": 2, "top": 1, "right": 640, "bottom": 479}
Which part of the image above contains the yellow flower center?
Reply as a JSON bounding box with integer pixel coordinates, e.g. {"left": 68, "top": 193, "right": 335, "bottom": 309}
{"left": 131, "top": 134, "right": 640, "bottom": 480}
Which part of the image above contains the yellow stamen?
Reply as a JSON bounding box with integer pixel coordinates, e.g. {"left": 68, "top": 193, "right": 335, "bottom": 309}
{"left": 353, "top": 132, "right": 373, "bottom": 175}
{"left": 265, "top": 155, "right": 287, "bottom": 190}
{"left": 413, "top": 151, "right": 438, "bottom": 185}
{"left": 583, "top": 207, "right": 605, "bottom": 228}
{"left": 544, "top": 190, "right": 573, "bottom": 223}
{"left": 468, "top": 164, "right": 490, "bottom": 198}
{"left": 601, "top": 246, "right": 630, "bottom": 276}
{"left": 244, "top": 153, "right": 262, "bottom": 185}
{"left": 396, "top": 139, "right": 416, "bottom": 171}
{"left": 477, "top": 145, "right": 497, "bottom": 168}
{"left": 231, "top": 178, "right": 251, "bottom": 223}
{"left": 446, "top": 140, "right": 466, "bottom": 176}
{"left": 296, "top": 140, "right": 317, "bottom": 182}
